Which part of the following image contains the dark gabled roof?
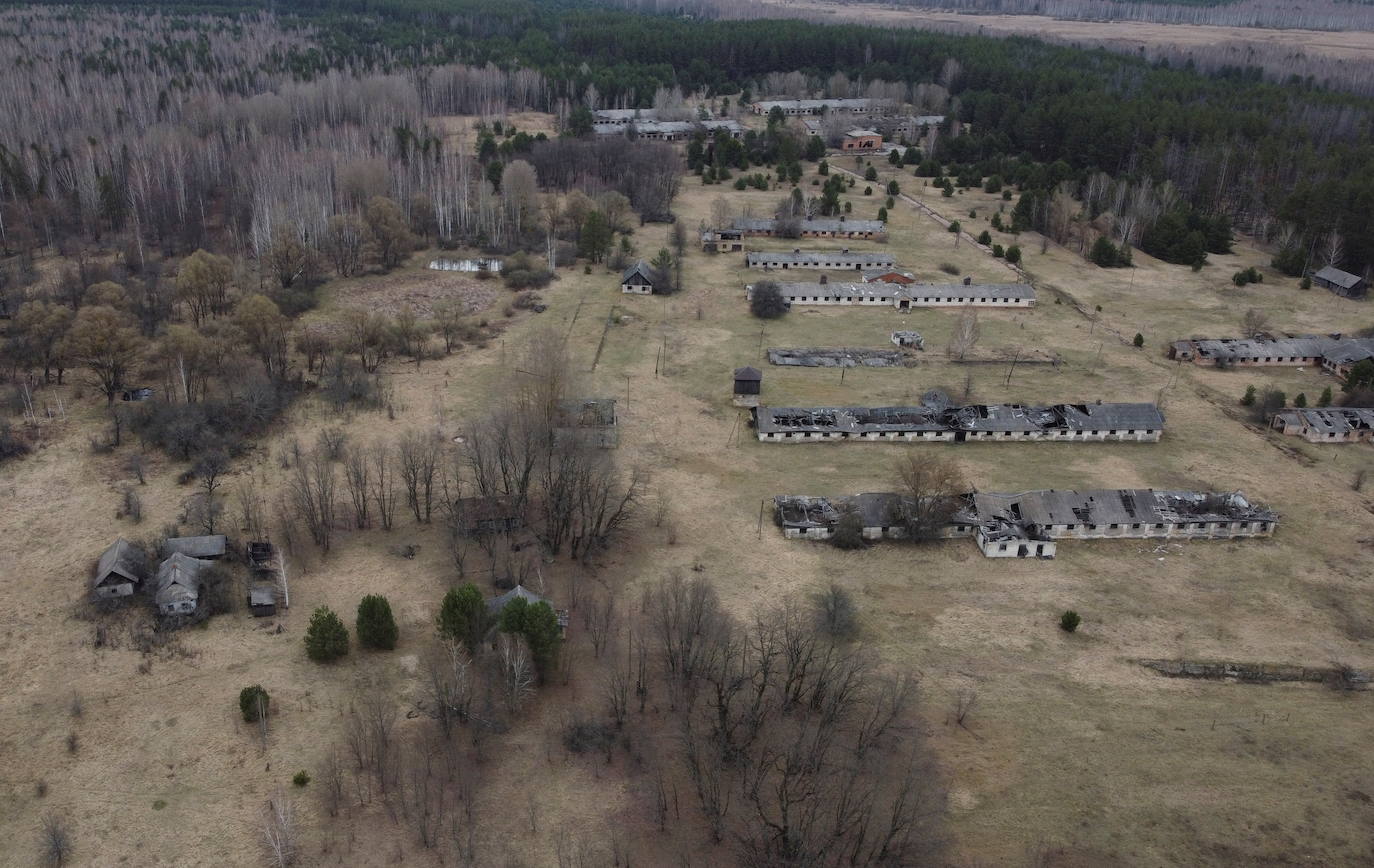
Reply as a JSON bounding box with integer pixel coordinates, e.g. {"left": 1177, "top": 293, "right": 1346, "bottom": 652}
{"left": 487, "top": 584, "right": 570, "bottom": 628}
{"left": 94, "top": 538, "right": 146, "bottom": 588}
{"left": 486, "top": 583, "right": 551, "bottom": 614}
{"left": 734, "top": 366, "right": 763, "bottom": 381}
{"left": 621, "top": 260, "right": 660, "bottom": 285}
{"left": 1313, "top": 266, "right": 1364, "bottom": 289}
{"left": 155, "top": 553, "right": 211, "bottom": 604}
{"left": 163, "top": 535, "right": 227, "bottom": 559}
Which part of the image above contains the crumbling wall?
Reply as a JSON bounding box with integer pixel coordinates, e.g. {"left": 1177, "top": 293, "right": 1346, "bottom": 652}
{"left": 1140, "top": 658, "right": 1370, "bottom": 689}
{"left": 768, "top": 347, "right": 911, "bottom": 368}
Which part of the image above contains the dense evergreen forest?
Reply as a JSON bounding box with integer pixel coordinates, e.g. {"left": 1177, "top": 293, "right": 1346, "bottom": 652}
{"left": 2, "top": 0, "right": 1373, "bottom": 275}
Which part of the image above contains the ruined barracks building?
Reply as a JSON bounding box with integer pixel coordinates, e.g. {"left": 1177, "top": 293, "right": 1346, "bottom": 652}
{"left": 1169, "top": 335, "right": 1374, "bottom": 380}
{"left": 746, "top": 280, "right": 1036, "bottom": 310}
{"left": 774, "top": 489, "right": 1277, "bottom": 558}
{"left": 1271, "top": 407, "right": 1374, "bottom": 443}
{"left": 753, "top": 402, "right": 1164, "bottom": 443}
{"left": 730, "top": 217, "right": 887, "bottom": 240}
{"left": 745, "top": 249, "right": 897, "bottom": 271}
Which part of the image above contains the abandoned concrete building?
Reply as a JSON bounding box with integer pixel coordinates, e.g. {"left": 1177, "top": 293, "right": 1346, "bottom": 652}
{"left": 1169, "top": 335, "right": 1374, "bottom": 379}
{"left": 555, "top": 398, "right": 618, "bottom": 447}
{"left": 155, "top": 552, "right": 211, "bottom": 615}
{"left": 891, "top": 330, "right": 924, "bottom": 349}
{"left": 701, "top": 228, "right": 745, "bottom": 253}
{"left": 1310, "top": 265, "right": 1368, "bottom": 299}
{"left": 593, "top": 118, "right": 742, "bottom": 140}
{"left": 842, "top": 129, "right": 883, "bottom": 150}
{"left": 745, "top": 249, "right": 897, "bottom": 271}
{"left": 92, "top": 538, "right": 146, "bottom": 599}
{"left": 775, "top": 488, "right": 1277, "bottom": 557}
{"left": 751, "top": 98, "right": 890, "bottom": 116}
{"left": 768, "top": 347, "right": 906, "bottom": 367}
{"left": 731, "top": 217, "right": 887, "bottom": 240}
{"left": 746, "top": 280, "right": 1036, "bottom": 310}
{"left": 1271, "top": 407, "right": 1374, "bottom": 443}
{"left": 753, "top": 402, "right": 1164, "bottom": 443}
{"left": 593, "top": 108, "right": 661, "bottom": 125}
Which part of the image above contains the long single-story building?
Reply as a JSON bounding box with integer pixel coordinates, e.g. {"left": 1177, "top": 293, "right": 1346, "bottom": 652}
{"left": 754, "top": 402, "right": 1164, "bottom": 443}
{"left": 775, "top": 488, "right": 1277, "bottom": 558}
{"left": 1271, "top": 407, "right": 1374, "bottom": 443}
{"left": 731, "top": 217, "right": 886, "bottom": 240}
{"left": 745, "top": 249, "right": 896, "bottom": 271}
{"left": 92, "top": 538, "right": 146, "bottom": 599}
{"left": 163, "top": 535, "right": 227, "bottom": 560}
{"left": 745, "top": 280, "right": 1036, "bottom": 310}
{"left": 1311, "top": 265, "right": 1368, "bottom": 299}
{"left": 1169, "top": 335, "right": 1374, "bottom": 379}
{"left": 592, "top": 118, "right": 742, "bottom": 141}
{"left": 751, "top": 98, "right": 890, "bottom": 116}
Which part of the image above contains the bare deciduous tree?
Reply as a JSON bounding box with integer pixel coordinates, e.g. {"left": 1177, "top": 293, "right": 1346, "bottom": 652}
{"left": 946, "top": 305, "right": 980, "bottom": 360}
{"left": 895, "top": 453, "right": 967, "bottom": 542}
{"left": 262, "top": 792, "right": 297, "bottom": 868}
{"left": 1241, "top": 308, "right": 1271, "bottom": 339}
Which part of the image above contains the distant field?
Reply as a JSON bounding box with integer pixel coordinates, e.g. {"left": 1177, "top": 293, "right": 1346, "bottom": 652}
{"left": 755, "top": 0, "right": 1374, "bottom": 61}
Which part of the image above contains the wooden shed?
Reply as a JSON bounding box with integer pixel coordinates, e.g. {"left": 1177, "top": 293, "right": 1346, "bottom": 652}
{"left": 733, "top": 366, "right": 763, "bottom": 396}
{"left": 163, "top": 534, "right": 227, "bottom": 560}
{"left": 248, "top": 585, "right": 278, "bottom": 618}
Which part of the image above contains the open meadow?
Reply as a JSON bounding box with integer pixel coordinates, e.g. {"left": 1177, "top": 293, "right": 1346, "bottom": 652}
{"left": 1, "top": 132, "right": 1373, "bottom": 867}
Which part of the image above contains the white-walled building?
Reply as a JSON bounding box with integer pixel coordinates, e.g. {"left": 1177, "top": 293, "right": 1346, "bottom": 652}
{"left": 754, "top": 402, "right": 1164, "bottom": 444}
{"left": 745, "top": 280, "right": 1036, "bottom": 310}
{"left": 775, "top": 489, "right": 1277, "bottom": 558}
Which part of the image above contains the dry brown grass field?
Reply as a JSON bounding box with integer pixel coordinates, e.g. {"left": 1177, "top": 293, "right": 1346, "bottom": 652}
{"left": 2, "top": 139, "right": 1373, "bottom": 867}
{"left": 757, "top": 0, "right": 1374, "bottom": 62}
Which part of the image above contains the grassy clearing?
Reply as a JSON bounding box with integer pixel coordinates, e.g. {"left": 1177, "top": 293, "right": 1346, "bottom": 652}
{"left": 0, "top": 142, "right": 1371, "bottom": 867}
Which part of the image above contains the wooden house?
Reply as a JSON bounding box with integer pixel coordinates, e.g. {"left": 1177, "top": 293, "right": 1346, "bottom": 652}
{"left": 1311, "top": 266, "right": 1368, "bottom": 299}
{"left": 248, "top": 586, "right": 278, "bottom": 618}
{"left": 733, "top": 366, "right": 763, "bottom": 395}
{"left": 92, "top": 538, "right": 146, "bottom": 599}
{"left": 155, "top": 552, "right": 210, "bottom": 615}
{"left": 620, "top": 260, "right": 664, "bottom": 295}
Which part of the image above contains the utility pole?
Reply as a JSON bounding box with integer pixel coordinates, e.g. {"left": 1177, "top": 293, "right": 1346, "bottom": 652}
{"left": 1004, "top": 348, "right": 1020, "bottom": 387}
